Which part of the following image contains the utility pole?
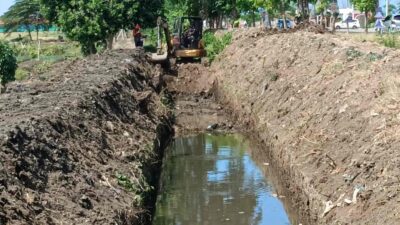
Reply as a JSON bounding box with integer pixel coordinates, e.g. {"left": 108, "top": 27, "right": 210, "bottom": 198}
{"left": 386, "top": 0, "right": 390, "bottom": 16}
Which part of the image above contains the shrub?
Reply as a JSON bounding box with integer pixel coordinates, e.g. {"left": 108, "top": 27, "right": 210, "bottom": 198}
{"left": 15, "top": 68, "right": 29, "bottom": 80}
{"left": 204, "top": 32, "right": 232, "bottom": 63}
{"left": 378, "top": 33, "right": 399, "bottom": 48}
{"left": 346, "top": 47, "right": 363, "bottom": 61}
{"left": 41, "top": 45, "right": 66, "bottom": 56}
{"left": 0, "top": 41, "right": 17, "bottom": 92}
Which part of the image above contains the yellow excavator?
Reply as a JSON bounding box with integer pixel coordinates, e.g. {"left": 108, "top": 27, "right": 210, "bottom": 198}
{"left": 150, "top": 16, "right": 206, "bottom": 63}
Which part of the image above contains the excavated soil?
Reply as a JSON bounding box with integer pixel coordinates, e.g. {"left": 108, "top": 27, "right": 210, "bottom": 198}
{"left": 164, "top": 63, "right": 237, "bottom": 135}
{"left": 3, "top": 27, "right": 400, "bottom": 225}
{"left": 0, "top": 50, "right": 173, "bottom": 225}
{"left": 211, "top": 29, "right": 400, "bottom": 225}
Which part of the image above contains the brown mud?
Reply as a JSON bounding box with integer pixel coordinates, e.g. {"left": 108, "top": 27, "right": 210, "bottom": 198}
{"left": 2, "top": 27, "right": 400, "bottom": 225}
{"left": 164, "top": 28, "right": 400, "bottom": 225}
{"left": 0, "top": 50, "right": 173, "bottom": 225}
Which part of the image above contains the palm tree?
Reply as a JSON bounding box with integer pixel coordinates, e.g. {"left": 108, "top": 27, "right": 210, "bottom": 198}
{"left": 1, "top": 0, "right": 43, "bottom": 41}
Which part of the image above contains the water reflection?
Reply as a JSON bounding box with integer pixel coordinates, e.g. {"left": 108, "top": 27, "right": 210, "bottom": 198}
{"left": 153, "top": 133, "right": 291, "bottom": 225}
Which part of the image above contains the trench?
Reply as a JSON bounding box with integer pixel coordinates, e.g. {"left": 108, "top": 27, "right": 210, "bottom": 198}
{"left": 152, "top": 133, "right": 304, "bottom": 225}
{"left": 145, "top": 63, "right": 309, "bottom": 225}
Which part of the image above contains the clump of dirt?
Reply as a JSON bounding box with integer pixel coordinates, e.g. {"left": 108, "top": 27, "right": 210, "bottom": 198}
{"left": 164, "top": 63, "right": 236, "bottom": 135}
{"left": 0, "top": 50, "right": 173, "bottom": 225}
{"left": 165, "top": 63, "right": 215, "bottom": 95}
{"left": 212, "top": 29, "right": 400, "bottom": 224}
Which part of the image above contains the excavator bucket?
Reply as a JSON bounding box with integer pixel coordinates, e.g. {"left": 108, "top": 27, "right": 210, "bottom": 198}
{"left": 150, "top": 52, "right": 168, "bottom": 63}
{"left": 149, "top": 17, "right": 172, "bottom": 64}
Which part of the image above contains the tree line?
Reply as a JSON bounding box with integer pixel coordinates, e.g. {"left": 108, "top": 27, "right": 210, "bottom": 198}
{"left": 1, "top": 0, "right": 382, "bottom": 54}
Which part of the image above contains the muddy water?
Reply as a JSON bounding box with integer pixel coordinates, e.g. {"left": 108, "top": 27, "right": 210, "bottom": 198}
{"left": 153, "top": 133, "right": 292, "bottom": 225}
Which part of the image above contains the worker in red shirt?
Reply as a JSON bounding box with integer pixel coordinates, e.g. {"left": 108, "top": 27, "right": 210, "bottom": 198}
{"left": 133, "top": 24, "right": 143, "bottom": 47}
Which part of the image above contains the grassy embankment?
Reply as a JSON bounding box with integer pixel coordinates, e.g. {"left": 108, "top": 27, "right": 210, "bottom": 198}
{"left": 339, "top": 32, "right": 400, "bottom": 49}
{"left": 0, "top": 31, "right": 81, "bottom": 81}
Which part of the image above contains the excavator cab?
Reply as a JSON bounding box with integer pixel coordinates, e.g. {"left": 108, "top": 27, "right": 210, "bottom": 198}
{"left": 172, "top": 17, "right": 206, "bottom": 58}
{"left": 150, "top": 16, "right": 206, "bottom": 63}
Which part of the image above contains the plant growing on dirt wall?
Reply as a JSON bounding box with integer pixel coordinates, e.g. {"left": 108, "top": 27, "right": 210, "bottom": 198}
{"left": 40, "top": 0, "right": 140, "bottom": 55}
{"left": 0, "top": 42, "right": 17, "bottom": 93}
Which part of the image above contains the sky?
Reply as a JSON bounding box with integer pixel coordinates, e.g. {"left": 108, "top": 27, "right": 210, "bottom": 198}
{"left": 1, "top": 0, "right": 400, "bottom": 17}
{"left": 0, "top": 0, "right": 15, "bottom": 16}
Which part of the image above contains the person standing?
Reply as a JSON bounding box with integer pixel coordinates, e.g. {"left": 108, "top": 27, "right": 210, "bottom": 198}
{"left": 133, "top": 24, "right": 143, "bottom": 47}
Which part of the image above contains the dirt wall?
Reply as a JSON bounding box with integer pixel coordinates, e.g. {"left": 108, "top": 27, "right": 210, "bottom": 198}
{"left": 212, "top": 30, "right": 400, "bottom": 225}
{"left": 0, "top": 50, "right": 173, "bottom": 225}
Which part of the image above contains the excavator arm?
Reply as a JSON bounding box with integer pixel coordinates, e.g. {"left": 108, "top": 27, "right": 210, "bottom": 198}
{"left": 156, "top": 17, "right": 173, "bottom": 57}
{"left": 150, "top": 17, "right": 173, "bottom": 63}
{"left": 150, "top": 16, "right": 206, "bottom": 63}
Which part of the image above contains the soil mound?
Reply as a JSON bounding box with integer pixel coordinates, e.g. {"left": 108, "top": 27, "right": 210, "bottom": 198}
{"left": 0, "top": 50, "right": 173, "bottom": 225}
{"left": 212, "top": 30, "right": 400, "bottom": 225}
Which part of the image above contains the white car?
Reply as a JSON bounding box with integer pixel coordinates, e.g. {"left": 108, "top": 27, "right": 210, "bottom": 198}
{"left": 335, "top": 19, "right": 360, "bottom": 29}
{"left": 392, "top": 15, "right": 400, "bottom": 27}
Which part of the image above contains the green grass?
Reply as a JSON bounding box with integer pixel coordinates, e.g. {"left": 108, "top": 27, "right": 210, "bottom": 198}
{"left": 15, "top": 68, "right": 29, "bottom": 80}
{"left": 204, "top": 31, "right": 232, "bottom": 63}
{"left": 12, "top": 42, "right": 81, "bottom": 63}
{"left": 339, "top": 32, "right": 400, "bottom": 49}
{"left": 377, "top": 33, "right": 400, "bottom": 48}
{"left": 142, "top": 28, "right": 158, "bottom": 53}
{"left": 0, "top": 31, "right": 62, "bottom": 42}
{"left": 7, "top": 38, "right": 82, "bottom": 81}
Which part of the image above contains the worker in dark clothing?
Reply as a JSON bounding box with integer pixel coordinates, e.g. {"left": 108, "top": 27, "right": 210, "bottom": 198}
{"left": 133, "top": 24, "right": 143, "bottom": 47}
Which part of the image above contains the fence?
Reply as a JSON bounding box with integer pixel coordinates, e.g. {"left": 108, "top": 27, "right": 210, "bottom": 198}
{"left": 0, "top": 25, "right": 58, "bottom": 33}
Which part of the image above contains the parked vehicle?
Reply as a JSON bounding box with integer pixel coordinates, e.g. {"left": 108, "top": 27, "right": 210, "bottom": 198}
{"left": 335, "top": 19, "right": 360, "bottom": 29}
{"left": 277, "top": 19, "right": 292, "bottom": 29}
{"left": 392, "top": 15, "right": 400, "bottom": 28}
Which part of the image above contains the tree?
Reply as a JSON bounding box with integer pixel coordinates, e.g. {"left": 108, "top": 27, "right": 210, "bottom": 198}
{"left": 297, "top": 0, "right": 311, "bottom": 20}
{"left": 1, "top": 0, "right": 44, "bottom": 41}
{"left": 238, "top": 0, "right": 258, "bottom": 27}
{"left": 315, "top": 0, "right": 330, "bottom": 27}
{"left": 267, "top": 0, "right": 292, "bottom": 29}
{"left": 164, "top": 0, "right": 189, "bottom": 25}
{"left": 134, "top": 0, "right": 164, "bottom": 27}
{"left": 41, "top": 0, "right": 141, "bottom": 55}
{"left": 0, "top": 41, "right": 17, "bottom": 93}
{"left": 350, "top": 0, "right": 378, "bottom": 33}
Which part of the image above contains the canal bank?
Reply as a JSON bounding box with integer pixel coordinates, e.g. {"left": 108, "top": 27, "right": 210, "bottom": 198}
{"left": 211, "top": 29, "right": 400, "bottom": 225}
{"left": 0, "top": 50, "right": 175, "bottom": 225}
